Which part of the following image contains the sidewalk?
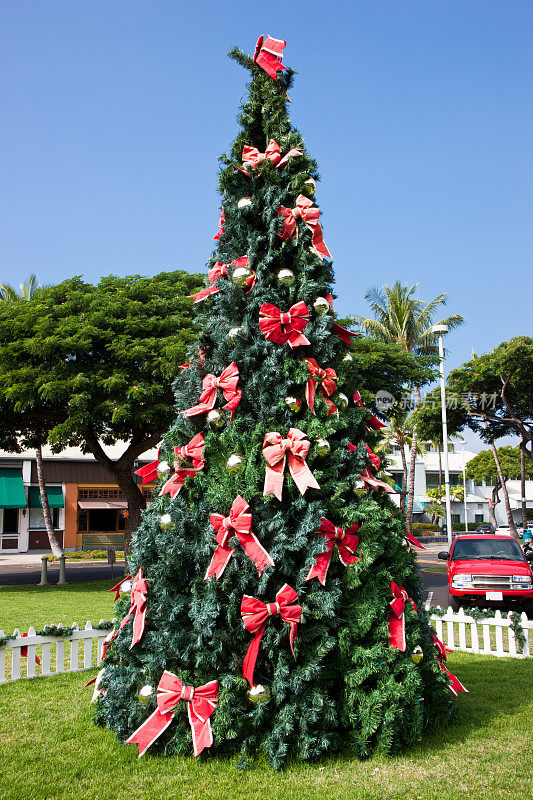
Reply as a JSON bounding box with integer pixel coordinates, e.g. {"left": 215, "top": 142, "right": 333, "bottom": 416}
{"left": 0, "top": 552, "right": 49, "bottom": 568}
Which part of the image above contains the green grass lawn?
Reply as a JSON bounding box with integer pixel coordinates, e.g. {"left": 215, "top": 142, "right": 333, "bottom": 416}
{"left": 0, "top": 583, "right": 532, "bottom": 800}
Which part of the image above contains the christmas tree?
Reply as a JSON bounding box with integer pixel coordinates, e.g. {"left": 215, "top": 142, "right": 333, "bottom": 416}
{"left": 94, "top": 36, "right": 465, "bottom": 769}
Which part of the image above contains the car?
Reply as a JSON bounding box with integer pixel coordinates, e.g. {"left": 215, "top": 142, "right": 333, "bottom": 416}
{"left": 438, "top": 534, "right": 533, "bottom": 614}
{"left": 474, "top": 523, "right": 495, "bottom": 534}
{"left": 496, "top": 524, "right": 513, "bottom": 536}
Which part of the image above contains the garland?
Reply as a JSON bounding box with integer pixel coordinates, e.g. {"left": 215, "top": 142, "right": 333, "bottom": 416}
{"left": 427, "top": 606, "right": 527, "bottom": 654}
{"left": 0, "top": 620, "right": 114, "bottom": 648}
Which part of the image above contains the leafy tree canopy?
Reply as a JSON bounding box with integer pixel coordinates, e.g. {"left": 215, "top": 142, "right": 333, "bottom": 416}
{"left": 465, "top": 446, "right": 533, "bottom": 484}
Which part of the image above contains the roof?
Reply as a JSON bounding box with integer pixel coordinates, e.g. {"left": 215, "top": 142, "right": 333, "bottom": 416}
{"left": 0, "top": 441, "right": 159, "bottom": 462}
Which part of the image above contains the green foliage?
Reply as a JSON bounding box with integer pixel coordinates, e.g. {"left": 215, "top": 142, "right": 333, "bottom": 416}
{"left": 96, "top": 42, "right": 454, "bottom": 768}
{"left": 466, "top": 446, "right": 533, "bottom": 483}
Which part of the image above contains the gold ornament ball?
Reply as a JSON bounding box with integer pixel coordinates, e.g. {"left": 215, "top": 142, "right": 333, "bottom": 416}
{"left": 157, "top": 460, "right": 170, "bottom": 476}
{"left": 411, "top": 646, "right": 424, "bottom": 665}
{"left": 119, "top": 579, "right": 132, "bottom": 595}
{"left": 313, "top": 296, "right": 330, "bottom": 315}
{"left": 206, "top": 409, "right": 226, "bottom": 429}
{"left": 354, "top": 480, "right": 365, "bottom": 491}
{"left": 336, "top": 392, "right": 349, "bottom": 411}
{"left": 159, "top": 513, "right": 173, "bottom": 532}
{"left": 226, "top": 454, "right": 244, "bottom": 473}
{"left": 237, "top": 197, "right": 252, "bottom": 208}
{"left": 315, "top": 438, "right": 331, "bottom": 458}
{"left": 247, "top": 684, "right": 271, "bottom": 706}
{"left": 138, "top": 684, "right": 155, "bottom": 704}
{"left": 301, "top": 177, "right": 316, "bottom": 196}
{"left": 277, "top": 268, "right": 296, "bottom": 286}
{"left": 342, "top": 353, "right": 354, "bottom": 364}
{"left": 232, "top": 266, "right": 253, "bottom": 286}
{"left": 285, "top": 396, "right": 302, "bottom": 413}
{"left": 227, "top": 326, "right": 244, "bottom": 343}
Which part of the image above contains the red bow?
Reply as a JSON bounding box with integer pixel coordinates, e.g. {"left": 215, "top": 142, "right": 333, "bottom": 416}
{"left": 240, "top": 139, "right": 303, "bottom": 173}
{"left": 405, "top": 531, "right": 426, "bottom": 549}
{"left": 204, "top": 495, "right": 274, "bottom": 580}
{"left": 432, "top": 633, "right": 468, "bottom": 696}
{"left": 364, "top": 443, "right": 381, "bottom": 471}
{"left": 159, "top": 433, "right": 205, "bottom": 499}
{"left": 241, "top": 584, "right": 301, "bottom": 686}
{"left": 262, "top": 428, "right": 320, "bottom": 500}
{"left": 126, "top": 671, "right": 218, "bottom": 757}
{"left": 110, "top": 574, "right": 132, "bottom": 601}
{"left": 277, "top": 194, "right": 332, "bottom": 260}
{"left": 213, "top": 208, "right": 224, "bottom": 240}
{"left": 353, "top": 391, "right": 387, "bottom": 431}
{"left": 135, "top": 444, "right": 162, "bottom": 485}
{"left": 253, "top": 35, "right": 287, "bottom": 80}
{"left": 119, "top": 569, "right": 147, "bottom": 649}
{"left": 306, "top": 519, "right": 360, "bottom": 585}
{"left": 304, "top": 358, "right": 338, "bottom": 415}
{"left": 324, "top": 294, "right": 358, "bottom": 343}
{"left": 388, "top": 581, "right": 417, "bottom": 651}
{"left": 188, "top": 256, "right": 255, "bottom": 303}
{"left": 20, "top": 632, "right": 42, "bottom": 666}
{"left": 348, "top": 443, "right": 394, "bottom": 493}
{"left": 181, "top": 362, "right": 242, "bottom": 420}
{"left": 259, "top": 301, "right": 310, "bottom": 349}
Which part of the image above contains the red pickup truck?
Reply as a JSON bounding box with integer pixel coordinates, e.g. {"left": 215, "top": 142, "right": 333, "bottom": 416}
{"left": 439, "top": 534, "right": 533, "bottom": 614}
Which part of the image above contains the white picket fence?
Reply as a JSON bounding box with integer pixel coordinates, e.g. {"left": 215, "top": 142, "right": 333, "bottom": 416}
{"left": 429, "top": 607, "right": 533, "bottom": 658}
{"left": 0, "top": 622, "right": 110, "bottom": 683}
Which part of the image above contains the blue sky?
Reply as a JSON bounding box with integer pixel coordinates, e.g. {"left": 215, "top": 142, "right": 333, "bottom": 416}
{"left": 1, "top": 1, "right": 531, "bottom": 447}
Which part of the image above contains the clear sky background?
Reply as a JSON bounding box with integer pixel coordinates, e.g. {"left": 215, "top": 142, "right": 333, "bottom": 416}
{"left": 1, "top": 1, "right": 531, "bottom": 449}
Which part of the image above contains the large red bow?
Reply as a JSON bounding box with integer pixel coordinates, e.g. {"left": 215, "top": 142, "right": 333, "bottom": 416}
{"left": 126, "top": 671, "right": 218, "bottom": 757}
{"left": 262, "top": 428, "right": 320, "bottom": 500}
{"left": 213, "top": 208, "right": 224, "bottom": 240}
{"left": 188, "top": 256, "right": 255, "bottom": 303}
{"left": 241, "top": 584, "right": 301, "bottom": 686}
{"left": 253, "top": 35, "right": 286, "bottom": 80}
{"left": 181, "top": 362, "right": 242, "bottom": 420}
{"left": 204, "top": 495, "right": 274, "bottom": 580}
{"left": 119, "top": 569, "right": 147, "bottom": 649}
{"left": 388, "top": 581, "right": 417, "bottom": 652}
{"left": 277, "top": 194, "right": 332, "bottom": 260}
{"left": 135, "top": 443, "right": 162, "bottom": 485}
{"left": 305, "top": 519, "right": 360, "bottom": 585}
{"left": 432, "top": 633, "right": 468, "bottom": 696}
{"left": 240, "top": 139, "right": 303, "bottom": 173}
{"left": 304, "top": 358, "right": 338, "bottom": 415}
{"left": 159, "top": 433, "right": 206, "bottom": 499}
{"left": 259, "top": 301, "right": 310, "bottom": 349}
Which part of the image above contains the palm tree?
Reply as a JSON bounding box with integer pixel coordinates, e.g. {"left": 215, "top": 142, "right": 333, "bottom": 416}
{"left": 375, "top": 407, "right": 426, "bottom": 513}
{"left": 359, "top": 281, "right": 464, "bottom": 534}
{"left": 0, "top": 274, "right": 62, "bottom": 556}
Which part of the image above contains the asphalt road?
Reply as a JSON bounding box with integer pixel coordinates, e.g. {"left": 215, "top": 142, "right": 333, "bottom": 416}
{"left": 0, "top": 554, "right": 449, "bottom": 604}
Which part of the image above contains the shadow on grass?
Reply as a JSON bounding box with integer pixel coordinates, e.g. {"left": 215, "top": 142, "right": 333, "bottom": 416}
{"left": 0, "top": 579, "right": 118, "bottom": 595}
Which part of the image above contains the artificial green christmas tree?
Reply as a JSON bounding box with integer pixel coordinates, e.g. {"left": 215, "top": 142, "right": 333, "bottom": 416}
{"left": 95, "top": 36, "right": 465, "bottom": 769}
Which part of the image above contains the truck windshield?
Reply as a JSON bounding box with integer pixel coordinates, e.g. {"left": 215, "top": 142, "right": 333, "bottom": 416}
{"left": 451, "top": 539, "right": 525, "bottom": 561}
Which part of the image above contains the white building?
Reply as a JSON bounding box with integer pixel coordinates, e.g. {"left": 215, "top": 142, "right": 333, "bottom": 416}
{"left": 386, "top": 443, "right": 532, "bottom": 528}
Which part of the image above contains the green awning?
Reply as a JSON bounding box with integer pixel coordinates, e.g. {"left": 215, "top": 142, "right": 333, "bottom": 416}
{"left": 28, "top": 485, "right": 64, "bottom": 509}
{"left": 0, "top": 468, "right": 27, "bottom": 509}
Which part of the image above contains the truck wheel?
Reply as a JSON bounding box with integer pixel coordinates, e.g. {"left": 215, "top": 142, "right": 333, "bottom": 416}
{"left": 448, "top": 594, "right": 462, "bottom": 613}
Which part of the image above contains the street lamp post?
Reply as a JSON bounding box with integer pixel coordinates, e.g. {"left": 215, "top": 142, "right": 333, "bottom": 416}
{"left": 433, "top": 324, "right": 453, "bottom": 547}
{"left": 462, "top": 444, "right": 468, "bottom": 532}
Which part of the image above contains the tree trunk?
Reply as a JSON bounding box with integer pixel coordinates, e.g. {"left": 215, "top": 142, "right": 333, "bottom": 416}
{"left": 35, "top": 445, "right": 64, "bottom": 557}
{"left": 405, "top": 386, "right": 421, "bottom": 535}
{"left": 488, "top": 486, "right": 499, "bottom": 529}
{"left": 520, "top": 435, "right": 527, "bottom": 531}
{"left": 487, "top": 429, "right": 518, "bottom": 536}
{"left": 113, "top": 468, "right": 147, "bottom": 557}
{"left": 399, "top": 442, "right": 408, "bottom": 514}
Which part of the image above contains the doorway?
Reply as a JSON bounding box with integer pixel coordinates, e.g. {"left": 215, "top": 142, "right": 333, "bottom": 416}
{"left": 1, "top": 508, "right": 20, "bottom": 552}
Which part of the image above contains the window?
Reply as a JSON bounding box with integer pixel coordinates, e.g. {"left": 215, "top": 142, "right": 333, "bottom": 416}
{"left": 477, "top": 503, "right": 483, "bottom": 509}
{"left": 449, "top": 473, "right": 461, "bottom": 487}
{"left": 475, "top": 514, "right": 484, "bottom": 524}
{"left": 2, "top": 508, "right": 18, "bottom": 533}
{"left": 28, "top": 507, "right": 60, "bottom": 530}
{"left": 451, "top": 514, "right": 461, "bottom": 524}
{"left": 426, "top": 473, "right": 440, "bottom": 487}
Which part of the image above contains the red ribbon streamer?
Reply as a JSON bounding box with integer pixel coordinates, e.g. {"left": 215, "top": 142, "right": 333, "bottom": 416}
{"left": 204, "top": 495, "right": 274, "bottom": 580}
{"left": 135, "top": 444, "right": 162, "bottom": 485}
{"left": 304, "top": 358, "right": 338, "bottom": 415}
{"left": 213, "top": 208, "right": 224, "bottom": 240}
{"left": 240, "top": 139, "right": 303, "bottom": 173}
{"left": 119, "top": 569, "right": 147, "bottom": 649}
{"left": 432, "top": 633, "right": 468, "bottom": 695}
{"left": 253, "top": 35, "right": 287, "bottom": 80}
{"left": 262, "top": 428, "right": 320, "bottom": 500}
{"left": 159, "top": 433, "right": 206, "bottom": 499}
{"left": 126, "top": 671, "right": 218, "bottom": 757}
{"left": 348, "top": 443, "right": 394, "bottom": 493}
{"left": 109, "top": 574, "right": 132, "bottom": 601}
{"left": 188, "top": 256, "right": 255, "bottom": 303}
{"left": 305, "top": 518, "right": 360, "bottom": 585}
{"left": 324, "top": 294, "right": 358, "bottom": 343}
{"left": 259, "top": 301, "right": 310, "bottom": 349}
{"left": 277, "top": 194, "right": 332, "bottom": 260}
{"left": 20, "top": 632, "right": 42, "bottom": 666}
{"left": 405, "top": 531, "right": 426, "bottom": 549}
{"left": 388, "top": 581, "right": 417, "bottom": 652}
{"left": 241, "top": 584, "right": 301, "bottom": 686}
{"left": 353, "top": 391, "right": 387, "bottom": 431}
{"left": 181, "top": 362, "right": 242, "bottom": 420}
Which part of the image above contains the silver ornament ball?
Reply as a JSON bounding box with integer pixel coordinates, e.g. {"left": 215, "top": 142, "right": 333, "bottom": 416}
{"left": 206, "top": 409, "right": 226, "bottom": 429}
{"left": 159, "top": 513, "right": 173, "bottom": 532}
{"left": 247, "top": 684, "right": 271, "bottom": 706}
{"left": 226, "top": 454, "right": 244, "bottom": 473}
{"left": 315, "top": 438, "right": 331, "bottom": 458}
{"left": 277, "top": 268, "right": 296, "bottom": 287}
{"left": 237, "top": 197, "right": 252, "bottom": 208}
{"left": 157, "top": 460, "right": 170, "bottom": 476}
{"left": 227, "top": 326, "right": 244, "bottom": 343}
{"left": 232, "top": 266, "right": 253, "bottom": 287}
{"left": 336, "top": 393, "right": 349, "bottom": 411}
{"left": 342, "top": 353, "right": 354, "bottom": 364}
{"left": 284, "top": 396, "right": 302, "bottom": 413}
{"left": 119, "top": 579, "right": 132, "bottom": 595}
{"left": 412, "top": 646, "right": 424, "bottom": 665}
{"left": 313, "top": 297, "right": 330, "bottom": 315}
{"left": 302, "top": 177, "right": 316, "bottom": 196}
{"left": 138, "top": 684, "right": 155, "bottom": 704}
